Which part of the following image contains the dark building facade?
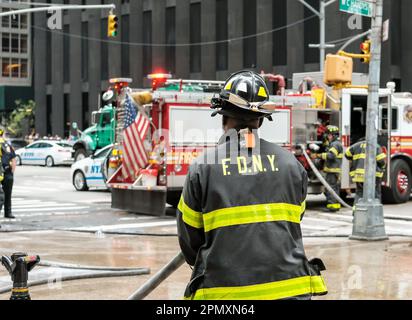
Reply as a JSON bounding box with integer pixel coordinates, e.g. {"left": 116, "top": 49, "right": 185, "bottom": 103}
{"left": 33, "top": 0, "right": 412, "bottom": 137}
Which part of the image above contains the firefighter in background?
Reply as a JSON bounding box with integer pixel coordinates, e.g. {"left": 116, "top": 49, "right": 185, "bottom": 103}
{"left": 177, "top": 71, "right": 327, "bottom": 300}
{"left": 312, "top": 125, "right": 343, "bottom": 212}
{"left": 314, "top": 118, "right": 328, "bottom": 143}
{"left": 345, "top": 140, "right": 387, "bottom": 204}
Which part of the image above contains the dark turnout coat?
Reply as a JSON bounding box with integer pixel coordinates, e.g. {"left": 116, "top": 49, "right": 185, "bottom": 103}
{"left": 177, "top": 133, "right": 327, "bottom": 300}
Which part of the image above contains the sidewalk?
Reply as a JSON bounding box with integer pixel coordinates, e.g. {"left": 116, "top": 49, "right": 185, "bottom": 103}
{"left": 0, "top": 230, "right": 411, "bottom": 300}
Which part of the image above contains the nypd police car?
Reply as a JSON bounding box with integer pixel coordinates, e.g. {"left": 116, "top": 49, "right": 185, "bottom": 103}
{"left": 71, "top": 145, "right": 112, "bottom": 191}
{"left": 15, "top": 140, "right": 73, "bottom": 167}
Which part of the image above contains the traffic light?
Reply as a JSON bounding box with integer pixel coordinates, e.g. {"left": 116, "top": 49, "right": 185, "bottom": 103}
{"left": 360, "top": 40, "right": 371, "bottom": 64}
{"left": 107, "top": 14, "right": 118, "bottom": 38}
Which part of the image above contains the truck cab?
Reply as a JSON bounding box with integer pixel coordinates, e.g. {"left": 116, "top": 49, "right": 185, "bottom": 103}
{"left": 72, "top": 104, "right": 116, "bottom": 162}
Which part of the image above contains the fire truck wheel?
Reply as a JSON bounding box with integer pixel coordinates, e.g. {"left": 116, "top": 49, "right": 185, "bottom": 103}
{"left": 382, "top": 159, "right": 412, "bottom": 204}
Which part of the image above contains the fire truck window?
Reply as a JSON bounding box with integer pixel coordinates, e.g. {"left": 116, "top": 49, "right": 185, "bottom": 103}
{"left": 101, "top": 113, "right": 111, "bottom": 127}
{"left": 381, "top": 107, "right": 398, "bottom": 131}
{"left": 351, "top": 96, "right": 367, "bottom": 145}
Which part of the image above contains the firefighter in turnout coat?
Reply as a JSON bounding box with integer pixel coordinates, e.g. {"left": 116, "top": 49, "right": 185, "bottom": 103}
{"left": 176, "top": 71, "right": 328, "bottom": 300}
{"left": 312, "top": 125, "right": 343, "bottom": 212}
{"left": 345, "top": 140, "right": 387, "bottom": 203}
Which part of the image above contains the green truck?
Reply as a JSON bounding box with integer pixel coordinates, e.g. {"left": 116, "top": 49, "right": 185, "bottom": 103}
{"left": 72, "top": 103, "right": 116, "bottom": 162}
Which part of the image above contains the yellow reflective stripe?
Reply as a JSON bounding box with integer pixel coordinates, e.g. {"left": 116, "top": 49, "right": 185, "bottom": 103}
{"left": 353, "top": 154, "right": 366, "bottom": 160}
{"left": 11, "top": 288, "right": 28, "bottom": 293}
{"left": 337, "top": 154, "right": 344, "bottom": 159}
{"left": 345, "top": 149, "right": 353, "bottom": 158}
{"left": 178, "top": 197, "right": 204, "bottom": 229}
{"left": 191, "top": 275, "right": 327, "bottom": 300}
{"left": 327, "top": 203, "right": 341, "bottom": 209}
{"left": 203, "top": 202, "right": 305, "bottom": 233}
{"left": 376, "top": 153, "right": 386, "bottom": 161}
{"left": 329, "top": 147, "right": 339, "bottom": 156}
{"left": 321, "top": 153, "right": 328, "bottom": 160}
{"left": 324, "top": 167, "right": 342, "bottom": 173}
{"left": 350, "top": 169, "right": 383, "bottom": 178}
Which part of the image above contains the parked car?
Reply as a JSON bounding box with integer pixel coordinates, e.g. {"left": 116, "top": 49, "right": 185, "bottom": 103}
{"left": 70, "top": 145, "right": 113, "bottom": 191}
{"left": 15, "top": 140, "right": 73, "bottom": 167}
{"left": 7, "top": 138, "right": 29, "bottom": 151}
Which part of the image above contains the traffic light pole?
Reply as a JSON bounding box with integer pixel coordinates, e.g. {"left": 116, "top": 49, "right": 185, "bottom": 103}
{"left": 350, "top": 0, "right": 388, "bottom": 241}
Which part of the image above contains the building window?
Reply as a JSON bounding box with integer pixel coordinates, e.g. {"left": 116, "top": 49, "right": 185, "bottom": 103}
{"left": 2, "top": 8, "right": 10, "bottom": 28}
{"left": 142, "top": 11, "right": 152, "bottom": 76}
{"left": 121, "top": 15, "right": 130, "bottom": 77}
{"left": 2, "top": 34, "right": 10, "bottom": 52}
{"left": 11, "top": 34, "right": 19, "bottom": 53}
{"left": 46, "top": 30, "right": 52, "bottom": 84}
{"left": 304, "top": 0, "right": 319, "bottom": 64}
{"left": 273, "top": 0, "right": 287, "bottom": 66}
{"left": 101, "top": 18, "right": 108, "bottom": 80}
{"left": 82, "top": 92, "right": 89, "bottom": 129}
{"left": 81, "top": 22, "right": 88, "bottom": 81}
{"left": 64, "top": 94, "right": 70, "bottom": 138}
{"left": 165, "top": 7, "right": 176, "bottom": 74}
{"left": 243, "top": 0, "right": 257, "bottom": 69}
{"left": 11, "top": 14, "right": 19, "bottom": 29}
{"left": 216, "top": 0, "right": 228, "bottom": 71}
{"left": 63, "top": 25, "right": 70, "bottom": 83}
{"left": 190, "top": 3, "right": 201, "bottom": 73}
{"left": 46, "top": 95, "right": 52, "bottom": 135}
{"left": 20, "top": 14, "right": 28, "bottom": 29}
{"left": 20, "top": 34, "right": 28, "bottom": 53}
{"left": 2, "top": 58, "right": 10, "bottom": 77}
{"left": 21, "top": 59, "right": 28, "bottom": 78}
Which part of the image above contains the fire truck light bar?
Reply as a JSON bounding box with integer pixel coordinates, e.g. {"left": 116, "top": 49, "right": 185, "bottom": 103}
{"left": 147, "top": 73, "right": 172, "bottom": 80}
{"left": 109, "top": 78, "right": 133, "bottom": 84}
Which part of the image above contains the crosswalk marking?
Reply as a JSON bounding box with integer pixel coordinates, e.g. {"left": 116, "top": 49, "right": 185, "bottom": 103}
{"left": 12, "top": 203, "right": 77, "bottom": 209}
{"left": 68, "top": 220, "right": 177, "bottom": 232}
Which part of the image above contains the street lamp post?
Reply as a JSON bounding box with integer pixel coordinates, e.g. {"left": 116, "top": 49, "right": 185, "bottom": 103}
{"left": 350, "top": 0, "right": 388, "bottom": 241}
{"left": 299, "top": 0, "right": 338, "bottom": 71}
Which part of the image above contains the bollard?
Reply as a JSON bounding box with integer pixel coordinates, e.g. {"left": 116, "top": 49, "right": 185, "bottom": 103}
{"left": 1, "top": 252, "right": 40, "bottom": 300}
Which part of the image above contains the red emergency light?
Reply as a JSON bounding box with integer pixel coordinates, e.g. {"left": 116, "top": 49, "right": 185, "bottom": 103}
{"left": 109, "top": 78, "right": 133, "bottom": 94}
{"left": 148, "top": 73, "right": 172, "bottom": 90}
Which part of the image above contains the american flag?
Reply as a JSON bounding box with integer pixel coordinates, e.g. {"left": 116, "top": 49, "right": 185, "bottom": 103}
{"left": 122, "top": 94, "right": 150, "bottom": 178}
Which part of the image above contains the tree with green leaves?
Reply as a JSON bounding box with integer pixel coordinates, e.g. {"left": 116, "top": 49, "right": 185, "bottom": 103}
{"left": 6, "top": 100, "right": 36, "bottom": 138}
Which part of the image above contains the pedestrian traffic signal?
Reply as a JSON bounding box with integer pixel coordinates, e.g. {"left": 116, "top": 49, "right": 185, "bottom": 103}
{"left": 107, "top": 14, "right": 118, "bottom": 38}
{"left": 360, "top": 40, "right": 371, "bottom": 64}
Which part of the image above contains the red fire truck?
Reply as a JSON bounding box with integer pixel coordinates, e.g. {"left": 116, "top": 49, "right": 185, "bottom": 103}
{"left": 106, "top": 74, "right": 412, "bottom": 216}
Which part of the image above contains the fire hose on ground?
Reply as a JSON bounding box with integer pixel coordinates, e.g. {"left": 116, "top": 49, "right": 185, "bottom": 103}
{"left": 0, "top": 253, "right": 150, "bottom": 299}
{"left": 127, "top": 252, "right": 185, "bottom": 300}
{"left": 300, "top": 144, "right": 352, "bottom": 210}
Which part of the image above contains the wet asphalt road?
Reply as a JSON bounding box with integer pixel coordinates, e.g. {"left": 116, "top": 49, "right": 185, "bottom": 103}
{"left": 1, "top": 166, "right": 412, "bottom": 300}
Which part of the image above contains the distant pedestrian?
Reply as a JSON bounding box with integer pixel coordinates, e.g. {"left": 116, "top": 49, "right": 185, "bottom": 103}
{"left": 0, "top": 129, "right": 16, "bottom": 219}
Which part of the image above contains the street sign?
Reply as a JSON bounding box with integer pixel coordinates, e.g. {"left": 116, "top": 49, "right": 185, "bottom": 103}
{"left": 340, "top": 0, "right": 373, "bottom": 18}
